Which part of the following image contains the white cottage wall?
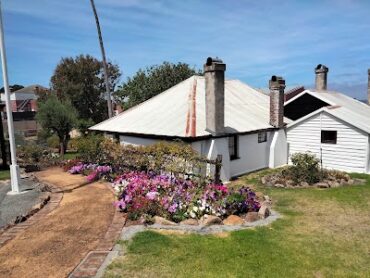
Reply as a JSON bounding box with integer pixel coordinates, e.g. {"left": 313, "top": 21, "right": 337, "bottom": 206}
{"left": 229, "top": 132, "right": 273, "bottom": 177}
{"left": 287, "top": 111, "right": 369, "bottom": 173}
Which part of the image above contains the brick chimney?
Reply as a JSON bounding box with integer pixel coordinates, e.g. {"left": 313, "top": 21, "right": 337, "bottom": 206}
{"left": 204, "top": 57, "right": 226, "bottom": 135}
{"left": 315, "top": 64, "right": 329, "bottom": 91}
{"left": 269, "top": 75, "right": 285, "bottom": 128}
{"left": 368, "top": 69, "right": 370, "bottom": 105}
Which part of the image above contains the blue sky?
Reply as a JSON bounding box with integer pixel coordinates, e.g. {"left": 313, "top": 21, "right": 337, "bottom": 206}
{"left": 2, "top": 0, "right": 370, "bottom": 99}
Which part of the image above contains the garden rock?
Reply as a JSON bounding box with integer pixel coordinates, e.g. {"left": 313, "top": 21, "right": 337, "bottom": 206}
{"left": 300, "top": 181, "right": 309, "bottom": 187}
{"left": 180, "top": 219, "right": 199, "bottom": 226}
{"left": 223, "top": 215, "right": 244, "bottom": 226}
{"left": 153, "top": 216, "right": 177, "bottom": 226}
{"left": 328, "top": 181, "right": 340, "bottom": 188}
{"left": 200, "top": 215, "right": 222, "bottom": 226}
{"left": 263, "top": 195, "right": 271, "bottom": 202}
{"left": 286, "top": 180, "right": 295, "bottom": 187}
{"left": 315, "top": 182, "right": 329, "bottom": 188}
{"left": 258, "top": 204, "right": 271, "bottom": 219}
{"left": 261, "top": 176, "right": 267, "bottom": 185}
{"left": 244, "top": 212, "right": 259, "bottom": 222}
{"left": 274, "top": 183, "right": 284, "bottom": 188}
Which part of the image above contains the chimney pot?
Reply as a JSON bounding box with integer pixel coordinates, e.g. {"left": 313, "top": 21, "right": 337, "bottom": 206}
{"left": 204, "top": 57, "right": 226, "bottom": 135}
{"left": 269, "top": 75, "right": 285, "bottom": 128}
{"left": 315, "top": 64, "right": 329, "bottom": 91}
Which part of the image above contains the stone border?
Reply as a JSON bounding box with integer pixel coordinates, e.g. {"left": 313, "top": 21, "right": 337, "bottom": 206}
{"left": 0, "top": 180, "right": 63, "bottom": 248}
{"left": 121, "top": 210, "right": 281, "bottom": 240}
{"left": 69, "top": 183, "right": 127, "bottom": 278}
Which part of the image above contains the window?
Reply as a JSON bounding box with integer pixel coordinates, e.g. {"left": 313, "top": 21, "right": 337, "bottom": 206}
{"left": 228, "top": 135, "right": 239, "bottom": 160}
{"left": 321, "top": 130, "right": 337, "bottom": 144}
{"left": 258, "top": 131, "right": 267, "bottom": 143}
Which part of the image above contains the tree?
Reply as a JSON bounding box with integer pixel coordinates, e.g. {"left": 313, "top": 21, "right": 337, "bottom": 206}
{"left": 50, "top": 54, "right": 120, "bottom": 123}
{"left": 89, "top": 0, "right": 113, "bottom": 118}
{"left": 116, "top": 62, "right": 201, "bottom": 110}
{"left": 0, "top": 84, "right": 24, "bottom": 93}
{"left": 36, "top": 95, "right": 78, "bottom": 156}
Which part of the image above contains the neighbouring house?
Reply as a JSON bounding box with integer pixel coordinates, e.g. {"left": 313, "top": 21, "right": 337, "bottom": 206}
{"left": 0, "top": 84, "right": 47, "bottom": 137}
{"left": 91, "top": 57, "right": 289, "bottom": 181}
{"left": 256, "top": 85, "right": 305, "bottom": 102}
{"left": 285, "top": 65, "right": 370, "bottom": 173}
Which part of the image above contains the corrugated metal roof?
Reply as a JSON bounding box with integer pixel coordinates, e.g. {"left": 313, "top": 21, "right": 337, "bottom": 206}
{"left": 286, "top": 89, "right": 370, "bottom": 134}
{"left": 11, "top": 84, "right": 48, "bottom": 94}
{"left": 91, "top": 76, "right": 289, "bottom": 137}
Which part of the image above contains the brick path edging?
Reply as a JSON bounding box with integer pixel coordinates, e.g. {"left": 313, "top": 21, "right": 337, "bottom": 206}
{"left": 69, "top": 182, "right": 126, "bottom": 278}
{"left": 0, "top": 181, "right": 63, "bottom": 248}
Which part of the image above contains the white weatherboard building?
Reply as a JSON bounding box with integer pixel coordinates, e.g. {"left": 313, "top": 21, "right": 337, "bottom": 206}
{"left": 91, "top": 57, "right": 289, "bottom": 181}
{"left": 285, "top": 65, "right": 370, "bottom": 173}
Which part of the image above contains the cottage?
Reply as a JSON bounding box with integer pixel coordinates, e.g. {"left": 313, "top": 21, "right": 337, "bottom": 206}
{"left": 285, "top": 65, "right": 370, "bottom": 173}
{"left": 91, "top": 57, "right": 289, "bottom": 181}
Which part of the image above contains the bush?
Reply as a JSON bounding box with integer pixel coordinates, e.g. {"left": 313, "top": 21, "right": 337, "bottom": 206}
{"left": 75, "top": 134, "right": 105, "bottom": 163}
{"left": 47, "top": 134, "right": 60, "bottom": 149}
{"left": 74, "top": 136, "right": 209, "bottom": 179}
{"left": 284, "top": 152, "right": 322, "bottom": 184}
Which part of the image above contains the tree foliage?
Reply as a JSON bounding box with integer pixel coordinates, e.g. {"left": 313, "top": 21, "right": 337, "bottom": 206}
{"left": 116, "top": 62, "right": 201, "bottom": 110}
{"left": 50, "top": 54, "right": 121, "bottom": 123}
{"left": 0, "top": 84, "right": 24, "bottom": 93}
{"left": 36, "top": 95, "right": 78, "bottom": 155}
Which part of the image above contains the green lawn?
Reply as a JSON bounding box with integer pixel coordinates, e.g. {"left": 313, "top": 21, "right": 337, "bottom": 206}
{"left": 104, "top": 171, "right": 370, "bottom": 277}
{"left": 0, "top": 169, "right": 10, "bottom": 180}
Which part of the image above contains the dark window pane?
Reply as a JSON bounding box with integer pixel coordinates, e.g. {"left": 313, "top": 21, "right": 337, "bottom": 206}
{"left": 258, "top": 131, "right": 267, "bottom": 143}
{"left": 321, "top": 130, "right": 337, "bottom": 144}
{"left": 228, "top": 135, "right": 238, "bottom": 160}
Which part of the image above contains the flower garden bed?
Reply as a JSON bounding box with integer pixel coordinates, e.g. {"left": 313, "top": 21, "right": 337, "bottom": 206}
{"left": 66, "top": 161, "right": 273, "bottom": 226}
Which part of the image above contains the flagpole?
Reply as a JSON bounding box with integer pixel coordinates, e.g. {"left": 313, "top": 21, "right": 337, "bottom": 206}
{"left": 0, "top": 0, "right": 20, "bottom": 193}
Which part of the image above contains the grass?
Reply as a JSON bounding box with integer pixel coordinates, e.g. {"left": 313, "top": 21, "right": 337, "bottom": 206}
{"left": 63, "top": 152, "right": 79, "bottom": 160}
{"left": 104, "top": 170, "right": 370, "bottom": 277}
{"left": 0, "top": 169, "right": 10, "bottom": 180}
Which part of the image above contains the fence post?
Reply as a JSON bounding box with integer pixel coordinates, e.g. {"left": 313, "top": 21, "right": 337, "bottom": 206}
{"left": 214, "top": 154, "right": 222, "bottom": 184}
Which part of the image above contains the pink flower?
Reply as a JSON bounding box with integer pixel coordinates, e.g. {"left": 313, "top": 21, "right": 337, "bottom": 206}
{"left": 145, "top": 191, "right": 158, "bottom": 200}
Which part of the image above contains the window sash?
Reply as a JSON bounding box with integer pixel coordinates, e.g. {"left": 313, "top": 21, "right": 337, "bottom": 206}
{"left": 258, "top": 131, "right": 267, "bottom": 143}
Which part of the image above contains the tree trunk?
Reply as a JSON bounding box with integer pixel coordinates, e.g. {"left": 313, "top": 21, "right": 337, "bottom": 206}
{"left": 90, "top": 0, "right": 113, "bottom": 118}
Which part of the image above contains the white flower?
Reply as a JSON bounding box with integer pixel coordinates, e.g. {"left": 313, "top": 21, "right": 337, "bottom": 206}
{"left": 190, "top": 211, "right": 196, "bottom": 218}
{"left": 193, "top": 206, "right": 199, "bottom": 212}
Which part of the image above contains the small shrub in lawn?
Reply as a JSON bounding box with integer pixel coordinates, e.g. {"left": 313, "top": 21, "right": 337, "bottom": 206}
{"left": 284, "top": 152, "right": 323, "bottom": 184}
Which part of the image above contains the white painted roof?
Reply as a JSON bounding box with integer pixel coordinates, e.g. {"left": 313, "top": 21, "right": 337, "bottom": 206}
{"left": 286, "top": 90, "right": 370, "bottom": 134}
{"left": 91, "top": 76, "right": 288, "bottom": 137}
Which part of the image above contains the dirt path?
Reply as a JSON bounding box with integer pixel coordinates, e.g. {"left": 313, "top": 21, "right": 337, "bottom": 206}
{"left": 0, "top": 167, "right": 115, "bottom": 278}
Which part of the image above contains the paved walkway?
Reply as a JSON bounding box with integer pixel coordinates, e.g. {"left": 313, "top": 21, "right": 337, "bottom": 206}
{"left": 0, "top": 178, "right": 48, "bottom": 229}
{"left": 0, "top": 167, "right": 116, "bottom": 278}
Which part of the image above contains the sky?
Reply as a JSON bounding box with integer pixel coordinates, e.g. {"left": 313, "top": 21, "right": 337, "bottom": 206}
{"left": 2, "top": 0, "right": 370, "bottom": 99}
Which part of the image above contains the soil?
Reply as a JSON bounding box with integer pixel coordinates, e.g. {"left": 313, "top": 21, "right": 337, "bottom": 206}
{"left": 0, "top": 167, "right": 115, "bottom": 278}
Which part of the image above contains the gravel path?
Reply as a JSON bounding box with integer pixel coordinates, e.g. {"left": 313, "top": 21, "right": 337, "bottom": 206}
{"left": 0, "top": 167, "right": 115, "bottom": 278}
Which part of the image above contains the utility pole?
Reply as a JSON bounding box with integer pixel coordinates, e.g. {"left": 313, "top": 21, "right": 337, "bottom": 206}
{"left": 0, "top": 0, "right": 20, "bottom": 193}
{"left": 90, "top": 0, "right": 113, "bottom": 118}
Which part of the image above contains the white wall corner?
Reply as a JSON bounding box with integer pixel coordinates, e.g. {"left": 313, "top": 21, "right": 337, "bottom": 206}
{"left": 269, "top": 129, "right": 288, "bottom": 168}
{"left": 207, "top": 138, "right": 231, "bottom": 182}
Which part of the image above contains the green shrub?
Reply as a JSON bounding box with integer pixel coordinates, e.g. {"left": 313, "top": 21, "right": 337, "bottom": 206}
{"left": 285, "top": 152, "right": 322, "bottom": 184}
{"left": 75, "top": 134, "right": 105, "bottom": 163}
{"left": 47, "top": 134, "right": 60, "bottom": 149}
